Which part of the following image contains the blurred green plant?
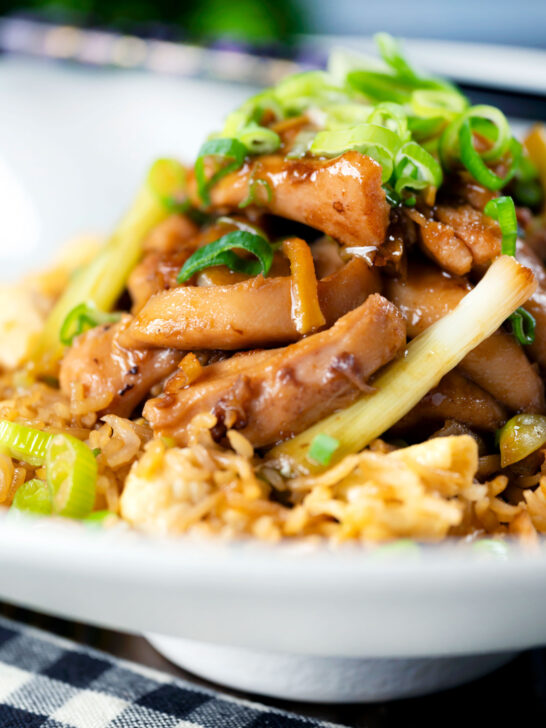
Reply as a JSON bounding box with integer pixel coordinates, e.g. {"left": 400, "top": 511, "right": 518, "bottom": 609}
{"left": 1, "top": 0, "right": 305, "bottom": 44}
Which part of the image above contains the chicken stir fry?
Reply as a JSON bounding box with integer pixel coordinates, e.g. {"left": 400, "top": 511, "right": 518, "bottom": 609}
{"left": 4, "top": 35, "right": 546, "bottom": 541}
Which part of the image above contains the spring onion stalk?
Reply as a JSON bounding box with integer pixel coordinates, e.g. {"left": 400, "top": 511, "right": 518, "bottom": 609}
{"left": 194, "top": 138, "right": 248, "bottom": 206}
{"left": 46, "top": 434, "right": 97, "bottom": 519}
{"left": 30, "top": 158, "right": 185, "bottom": 375}
{"left": 11, "top": 479, "right": 53, "bottom": 515}
{"left": 177, "top": 230, "right": 273, "bottom": 283}
{"left": 0, "top": 420, "right": 54, "bottom": 466}
{"left": 497, "top": 414, "right": 546, "bottom": 467}
{"left": 269, "top": 256, "right": 537, "bottom": 473}
{"left": 59, "top": 302, "right": 121, "bottom": 347}
{"left": 148, "top": 157, "right": 187, "bottom": 211}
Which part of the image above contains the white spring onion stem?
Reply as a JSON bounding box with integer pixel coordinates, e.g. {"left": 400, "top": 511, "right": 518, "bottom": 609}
{"left": 269, "top": 255, "right": 537, "bottom": 474}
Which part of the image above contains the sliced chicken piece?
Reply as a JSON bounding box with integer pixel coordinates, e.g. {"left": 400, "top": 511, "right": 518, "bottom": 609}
{"left": 191, "top": 151, "right": 389, "bottom": 248}
{"left": 144, "top": 294, "right": 406, "bottom": 447}
{"left": 128, "top": 250, "right": 192, "bottom": 313}
{"left": 385, "top": 263, "right": 545, "bottom": 413}
{"left": 124, "top": 258, "right": 381, "bottom": 350}
{"left": 60, "top": 316, "right": 181, "bottom": 418}
{"left": 144, "top": 214, "right": 200, "bottom": 254}
{"left": 406, "top": 209, "right": 472, "bottom": 276}
{"left": 392, "top": 371, "right": 507, "bottom": 433}
{"left": 515, "top": 240, "right": 546, "bottom": 370}
{"left": 434, "top": 203, "right": 501, "bottom": 266}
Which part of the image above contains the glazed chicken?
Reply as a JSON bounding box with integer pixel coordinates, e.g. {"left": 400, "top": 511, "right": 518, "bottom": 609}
{"left": 144, "top": 294, "right": 406, "bottom": 447}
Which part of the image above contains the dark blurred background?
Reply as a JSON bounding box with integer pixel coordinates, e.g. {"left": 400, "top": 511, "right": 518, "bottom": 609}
{"left": 1, "top": 0, "right": 545, "bottom": 48}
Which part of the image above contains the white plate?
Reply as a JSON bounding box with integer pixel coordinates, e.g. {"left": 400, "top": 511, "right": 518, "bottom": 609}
{"left": 1, "top": 50, "right": 546, "bottom": 699}
{"left": 0, "top": 516, "right": 546, "bottom": 660}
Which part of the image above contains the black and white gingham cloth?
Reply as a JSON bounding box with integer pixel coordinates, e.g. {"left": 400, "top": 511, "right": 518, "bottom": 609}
{"left": 0, "top": 616, "right": 345, "bottom": 728}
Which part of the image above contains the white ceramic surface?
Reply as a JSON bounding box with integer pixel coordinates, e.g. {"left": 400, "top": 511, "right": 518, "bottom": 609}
{"left": 0, "top": 516, "right": 545, "bottom": 663}
{"left": 147, "top": 635, "right": 515, "bottom": 702}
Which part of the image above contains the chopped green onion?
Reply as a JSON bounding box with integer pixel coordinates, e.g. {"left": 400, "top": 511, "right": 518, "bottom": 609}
{"left": 310, "top": 123, "right": 401, "bottom": 182}
{"left": 323, "top": 104, "right": 373, "bottom": 131}
{"left": 394, "top": 140, "right": 443, "bottom": 194}
{"left": 11, "top": 479, "right": 53, "bottom": 516}
{"left": 239, "top": 178, "right": 273, "bottom": 208}
{"left": 508, "top": 307, "right": 536, "bottom": 346}
{"left": 59, "top": 302, "right": 121, "bottom": 346}
{"left": 484, "top": 196, "right": 517, "bottom": 257}
{"left": 83, "top": 510, "right": 117, "bottom": 527}
{"left": 370, "top": 539, "right": 421, "bottom": 559}
{"left": 285, "top": 130, "right": 317, "bottom": 159}
{"left": 497, "top": 413, "right": 546, "bottom": 467}
{"left": 221, "top": 89, "right": 283, "bottom": 138}
{"left": 236, "top": 123, "right": 280, "bottom": 155}
{"left": 274, "top": 71, "right": 347, "bottom": 115}
{"left": 374, "top": 32, "right": 420, "bottom": 82}
{"left": 0, "top": 420, "right": 53, "bottom": 466}
{"left": 46, "top": 434, "right": 97, "bottom": 519}
{"left": 440, "top": 105, "right": 512, "bottom": 168}
{"left": 458, "top": 120, "right": 522, "bottom": 191}
{"left": 410, "top": 89, "right": 467, "bottom": 120}
{"left": 177, "top": 230, "right": 273, "bottom": 283}
{"left": 31, "top": 158, "right": 182, "bottom": 375}
{"left": 407, "top": 115, "right": 447, "bottom": 142}
{"left": 472, "top": 539, "right": 509, "bottom": 559}
{"left": 347, "top": 70, "right": 413, "bottom": 104}
{"left": 194, "top": 138, "right": 248, "bottom": 206}
{"left": 148, "top": 158, "right": 187, "bottom": 211}
{"left": 367, "top": 102, "right": 410, "bottom": 140}
{"left": 308, "top": 433, "right": 339, "bottom": 466}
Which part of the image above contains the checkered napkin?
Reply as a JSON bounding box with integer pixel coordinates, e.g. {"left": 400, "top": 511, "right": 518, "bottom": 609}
{"left": 0, "top": 616, "right": 345, "bottom": 728}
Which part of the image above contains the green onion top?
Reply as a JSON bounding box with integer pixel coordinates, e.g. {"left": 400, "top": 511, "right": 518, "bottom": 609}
{"left": 205, "top": 33, "right": 538, "bottom": 206}
{"left": 177, "top": 230, "right": 274, "bottom": 283}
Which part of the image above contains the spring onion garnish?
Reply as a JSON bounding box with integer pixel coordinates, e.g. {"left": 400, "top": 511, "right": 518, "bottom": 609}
{"left": 311, "top": 124, "right": 401, "bottom": 182}
{"left": 482, "top": 196, "right": 536, "bottom": 345}
{"left": 59, "top": 302, "right": 121, "bottom": 346}
{"left": 11, "top": 479, "right": 52, "bottom": 516}
{"left": 31, "top": 158, "right": 184, "bottom": 375}
{"left": 308, "top": 433, "right": 339, "bottom": 466}
{"left": 410, "top": 89, "right": 467, "bottom": 120}
{"left": 239, "top": 178, "right": 273, "bottom": 208}
{"left": 484, "top": 197, "right": 517, "bottom": 257}
{"left": 236, "top": 123, "right": 280, "bottom": 155}
{"left": 46, "top": 434, "right": 97, "bottom": 519}
{"left": 458, "top": 120, "right": 522, "bottom": 191}
{"left": 177, "top": 230, "right": 273, "bottom": 283}
{"left": 83, "top": 510, "right": 117, "bottom": 527}
{"left": 0, "top": 420, "right": 53, "bottom": 466}
{"left": 270, "top": 256, "right": 537, "bottom": 473}
{"left": 194, "top": 138, "right": 247, "bottom": 206}
{"left": 497, "top": 414, "right": 546, "bottom": 467}
{"left": 508, "top": 308, "right": 536, "bottom": 346}
{"left": 394, "top": 141, "right": 443, "bottom": 195}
